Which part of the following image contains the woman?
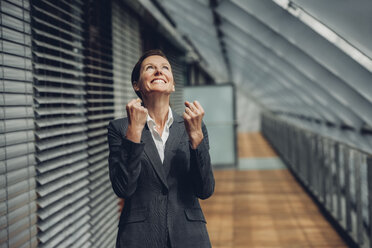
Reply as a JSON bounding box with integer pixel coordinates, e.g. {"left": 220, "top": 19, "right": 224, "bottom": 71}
{"left": 107, "top": 49, "right": 215, "bottom": 248}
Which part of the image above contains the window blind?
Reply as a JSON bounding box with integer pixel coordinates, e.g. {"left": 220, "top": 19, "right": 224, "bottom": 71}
{"left": 84, "top": 1, "right": 117, "bottom": 247}
{"left": 112, "top": 0, "right": 142, "bottom": 119}
{"left": 0, "top": 0, "right": 38, "bottom": 247}
{"left": 31, "top": 0, "right": 91, "bottom": 247}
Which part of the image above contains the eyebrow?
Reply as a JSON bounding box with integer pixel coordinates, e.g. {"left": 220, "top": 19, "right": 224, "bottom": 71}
{"left": 143, "top": 62, "right": 170, "bottom": 67}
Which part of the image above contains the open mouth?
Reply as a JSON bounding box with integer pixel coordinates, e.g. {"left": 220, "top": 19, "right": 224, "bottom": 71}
{"left": 151, "top": 78, "right": 166, "bottom": 84}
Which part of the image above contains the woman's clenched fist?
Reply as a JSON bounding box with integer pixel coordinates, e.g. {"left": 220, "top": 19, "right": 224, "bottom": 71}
{"left": 183, "top": 100, "right": 205, "bottom": 149}
{"left": 125, "top": 98, "right": 148, "bottom": 143}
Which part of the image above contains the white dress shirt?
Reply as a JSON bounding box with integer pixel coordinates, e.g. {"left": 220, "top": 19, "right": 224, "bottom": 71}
{"left": 146, "top": 107, "right": 174, "bottom": 163}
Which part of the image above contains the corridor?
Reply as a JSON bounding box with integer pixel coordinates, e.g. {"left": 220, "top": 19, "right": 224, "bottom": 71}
{"left": 201, "top": 133, "right": 348, "bottom": 247}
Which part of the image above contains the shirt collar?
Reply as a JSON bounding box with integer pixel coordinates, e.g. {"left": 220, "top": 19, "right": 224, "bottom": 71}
{"left": 147, "top": 106, "right": 173, "bottom": 129}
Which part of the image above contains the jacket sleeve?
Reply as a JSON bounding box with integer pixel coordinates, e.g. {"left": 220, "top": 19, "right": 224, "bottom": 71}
{"left": 107, "top": 120, "right": 145, "bottom": 198}
{"left": 189, "top": 122, "right": 215, "bottom": 200}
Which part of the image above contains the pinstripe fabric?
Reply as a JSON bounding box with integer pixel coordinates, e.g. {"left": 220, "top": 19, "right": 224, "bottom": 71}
{"left": 107, "top": 112, "right": 214, "bottom": 248}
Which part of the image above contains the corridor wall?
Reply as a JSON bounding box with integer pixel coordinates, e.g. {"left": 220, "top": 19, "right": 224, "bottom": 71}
{"left": 0, "top": 0, "right": 198, "bottom": 247}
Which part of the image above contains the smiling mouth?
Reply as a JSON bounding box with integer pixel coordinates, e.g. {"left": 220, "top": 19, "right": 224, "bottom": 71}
{"left": 151, "top": 79, "right": 166, "bottom": 84}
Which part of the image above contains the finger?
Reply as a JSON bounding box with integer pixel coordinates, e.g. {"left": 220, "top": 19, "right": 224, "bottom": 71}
{"left": 185, "top": 107, "right": 195, "bottom": 117}
{"left": 193, "top": 101, "right": 204, "bottom": 112}
{"left": 185, "top": 101, "right": 196, "bottom": 112}
{"left": 183, "top": 112, "right": 191, "bottom": 120}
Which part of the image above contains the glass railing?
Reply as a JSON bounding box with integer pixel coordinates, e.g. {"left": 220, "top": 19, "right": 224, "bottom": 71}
{"left": 262, "top": 112, "right": 372, "bottom": 248}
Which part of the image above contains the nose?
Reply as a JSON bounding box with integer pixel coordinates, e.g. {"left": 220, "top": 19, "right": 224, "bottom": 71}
{"left": 154, "top": 66, "right": 163, "bottom": 75}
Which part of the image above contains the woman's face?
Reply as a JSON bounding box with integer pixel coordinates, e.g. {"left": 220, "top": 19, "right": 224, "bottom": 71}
{"left": 134, "top": 55, "right": 175, "bottom": 99}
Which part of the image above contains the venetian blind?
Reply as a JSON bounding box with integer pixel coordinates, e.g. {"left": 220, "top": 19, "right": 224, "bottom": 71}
{"left": 0, "top": 0, "right": 38, "bottom": 247}
{"left": 84, "top": 0, "right": 117, "bottom": 247}
{"left": 112, "top": 0, "right": 142, "bottom": 119}
{"left": 31, "top": 0, "right": 91, "bottom": 247}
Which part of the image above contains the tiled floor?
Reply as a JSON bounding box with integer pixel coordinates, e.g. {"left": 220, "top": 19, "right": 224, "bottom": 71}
{"left": 200, "top": 169, "right": 348, "bottom": 248}
{"left": 199, "top": 132, "right": 348, "bottom": 248}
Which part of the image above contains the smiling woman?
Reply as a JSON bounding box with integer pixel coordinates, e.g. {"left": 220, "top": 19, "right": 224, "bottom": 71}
{"left": 107, "top": 49, "right": 215, "bottom": 248}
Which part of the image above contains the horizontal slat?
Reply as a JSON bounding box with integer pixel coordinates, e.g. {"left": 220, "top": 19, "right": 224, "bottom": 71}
{"left": 85, "top": 81, "right": 113, "bottom": 88}
{"left": 89, "top": 177, "right": 110, "bottom": 199}
{"left": 36, "top": 134, "right": 87, "bottom": 151}
{"left": 34, "top": 96, "right": 86, "bottom": 105}
{"left": 38, "top": 197, "right": 89, "bottom": 231}
{"left": 1, "top": 27, "right": 31, "bottom": 46}
{"left": 6, "top": 169, "right": 35, "bottom": 190}
{"left": 43, "top": 216, "right": 89, "bottom": 247}
{"left": 37, "top": 160, "right": 88, "bottom": 185}
{"left": 37, "top": 171, "right": 89, "bottom": 197}
{"left": 88, "top": 151, "right": 109, "bottom": 165}
{"left": 87, "top": 121, "right": 109, "bottom": 130}
{"left": 0, "top": 119, "right": 34, "bottom": 133}
{"left": 1, "top": 106, "right": 34, "bottom": 119}
{"left": 35, "top": 116, "right": 86, "bottom": 128}
{"left": 8, "top": 225, "right": 37, "bottom": 248}
{"left": 33, "top": 63, "right": 84, "bottom": 77}
{"left": 90, "top": 210, "right": 117, "bottom": 239}
{"left": 36, "top": 0, "right": 83, "bottom": 23}
{"left": 1, "top": 130, "right": 34, "bottom": 147}
{"left": 34, "top": 107, "right": 87, "bottom": 116}
{"left": 33, "top": 39, "right": 84, "bottom": 60}
{"left": 0, "top": 81, "right": 33, "bottom": 94}
{"left": 89, "top": 188, "right": 113, "bottom": 208}
{"left": 37, "top": 180, "right": 89, "bottom": 209}
{"left": 64, "top": 226, "right": 91, "bottom": 248}
{"left": 1, "top": 14, "right": 29, "bottom": 33}
{"left": 8, "top": 214, "right": 37, "bottom": 239}
{"left": 7, "top": 189, "right": 36, "bottom": 213}
{"left": 88, "top": 158, "right": 107, "bottom": 174}
{"left": 33, "top": 85, "right": 85, "bottom": 95}
{"left": 1, "top": 1, "right": 28, "bottom": 20}
{"left": 38, "top": 188, "right": 89, "bottom": 220}
{"left": 35, "top": 143, "right": 88, "bottom": 162}
{"left": 37, "top": 152, "right": 87, "bottom": 174}
{"left": 2, "top": 40, "right": 32, "bottom": 58}
{"left": 1, "top": 66, "right": 32, "bottom": 81}
{"left": 32, "top": 5, "right": 83, "bottom": 32}
{"left": 1, "top": 155, "right": 35, "bottom": 174}
{"left": 89, "top": 171, "right": 109, "bottom": 192}
{"left": 0, "top": 94, "right": 33, "bottom": 106}
{"left": 87, "top": 106, "right": 114, "bottom": 112}
{"left": 87, "top": 136, "right": 106, "bottom": 147}
{"left": 32, "top": 28, "right": 82, "bottom": 50}
{"left": 87, "top": 113, "right": 114, "bottom": 121}
{"left": 33, "top": 51, "right": 83, "bottom": 69}
{"left": 7, "top": 202, "right": 37, "bottom": 226}
{"left": 90, "top": 193, "right": 117, "bottom": 218}
{"left": 1, "top": 142, "right": 35, "bottom": 161}
{"left": 35, "top": 125, "right": 87, "bottom": 140}
{"left": 3, "top": 53, "right": 32, "bottom": 70}
{"left": 38, "top": 207, "right": 89, "bottom": 244}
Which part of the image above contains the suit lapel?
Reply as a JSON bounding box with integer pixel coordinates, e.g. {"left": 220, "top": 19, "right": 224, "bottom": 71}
{"left": 141, "top": 125, "right": 168, "bottom": 189}
{"left": 163, "top": 113, "right": 185, "bottom": 175}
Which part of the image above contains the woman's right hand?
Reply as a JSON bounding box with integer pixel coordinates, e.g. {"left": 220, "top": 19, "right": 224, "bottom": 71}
{"left": 125, "top": 98, "right": 148, "bottom": 143}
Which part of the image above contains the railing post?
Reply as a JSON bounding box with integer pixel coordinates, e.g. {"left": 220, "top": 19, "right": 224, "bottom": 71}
{"left": 335, "top": 142, "right": 342, "bottom": 220}
{"left": 344, "top": 147, "right": 352, "bottom": 233}
{"left": 367, "top": 156, "right": 372, "bottom": 248}
{"left": 354, "top": 151, "right": 363, "bottom": 245}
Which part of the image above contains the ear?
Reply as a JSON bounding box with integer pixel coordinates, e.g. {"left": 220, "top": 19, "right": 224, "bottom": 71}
{"left": 133, "top": 81, "right": 140, "bottom": 91}
{"left": 172, "top": 84, "right": 175, "bottom": 92}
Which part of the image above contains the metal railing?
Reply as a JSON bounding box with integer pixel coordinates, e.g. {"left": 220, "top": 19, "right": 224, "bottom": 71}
{"left": 262, "top": 112, "right": 372, "bottom": 248}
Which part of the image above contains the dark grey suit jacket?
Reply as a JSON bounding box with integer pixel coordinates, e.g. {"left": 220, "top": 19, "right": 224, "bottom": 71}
{"left": 107, "top": 112, "right": 215, "bottom": 248}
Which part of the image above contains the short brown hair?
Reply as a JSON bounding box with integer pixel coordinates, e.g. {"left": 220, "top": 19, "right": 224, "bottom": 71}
{"left": 131, "top": 49, "right": 169, "bottom": 99}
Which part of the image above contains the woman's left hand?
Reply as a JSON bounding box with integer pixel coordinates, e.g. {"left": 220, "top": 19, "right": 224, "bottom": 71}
{"left": 183, "top": 101, "right": 205, "bottom": 149}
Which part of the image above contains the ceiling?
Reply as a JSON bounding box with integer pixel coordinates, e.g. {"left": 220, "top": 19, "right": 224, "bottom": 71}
{"left": 155, "top": 0, "right": 372, "bottom": 152}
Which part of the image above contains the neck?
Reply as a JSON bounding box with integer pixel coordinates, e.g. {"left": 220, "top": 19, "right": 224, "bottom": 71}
{"left": 143, "top": 94, "right": 170, "bottom": 127}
